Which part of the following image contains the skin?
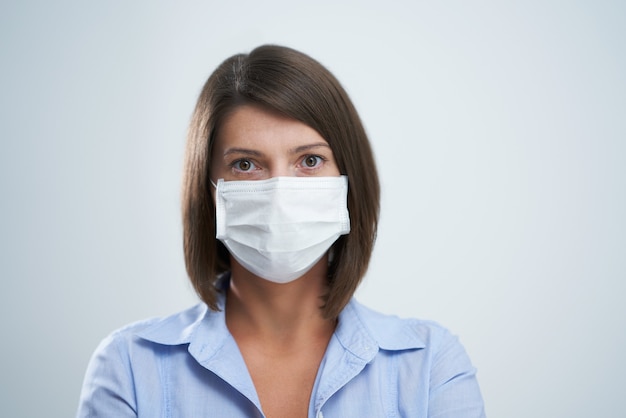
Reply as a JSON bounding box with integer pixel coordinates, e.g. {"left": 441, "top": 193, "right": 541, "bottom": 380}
{"left": 210, "top": 104, "right": 340, "bottom": 418}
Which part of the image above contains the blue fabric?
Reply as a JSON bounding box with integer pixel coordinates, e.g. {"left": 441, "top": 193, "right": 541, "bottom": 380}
{"left": 77, "top": 295, "right": 485, "bottom": 417}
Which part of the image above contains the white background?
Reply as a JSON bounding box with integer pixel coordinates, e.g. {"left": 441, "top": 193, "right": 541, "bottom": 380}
{"left": 1, "top": 1, "right": 624, "bottom": 417}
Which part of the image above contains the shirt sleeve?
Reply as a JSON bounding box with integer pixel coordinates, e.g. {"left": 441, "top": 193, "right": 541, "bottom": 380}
{"left": 427, "top": 329, "right": 486, "bottom": 418}
{"left": 76, "top": 332, "right": 138, "bottom": 418}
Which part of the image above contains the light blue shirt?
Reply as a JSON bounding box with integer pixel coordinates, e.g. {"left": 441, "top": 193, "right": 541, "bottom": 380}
{"left": 77, "top": 295, "right": 485, "bottom": 417}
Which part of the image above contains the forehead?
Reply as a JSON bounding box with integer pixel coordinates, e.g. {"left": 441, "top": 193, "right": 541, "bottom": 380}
{"left": 214, "top": 105, "right": 328, "bottom": 149}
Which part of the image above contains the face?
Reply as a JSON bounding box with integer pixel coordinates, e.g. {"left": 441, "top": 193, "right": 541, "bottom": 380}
{"left": 210, "top": 105, "right": 340, "bottom": 182}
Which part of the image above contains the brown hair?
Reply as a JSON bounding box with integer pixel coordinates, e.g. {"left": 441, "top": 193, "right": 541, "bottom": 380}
{"left": 182, "top": 45, "right": 379, "bottom": 318}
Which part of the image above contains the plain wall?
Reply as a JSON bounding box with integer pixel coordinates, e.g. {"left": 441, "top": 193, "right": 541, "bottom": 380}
{"left": 1, "top": 1, "right": 624, "bottom": 417}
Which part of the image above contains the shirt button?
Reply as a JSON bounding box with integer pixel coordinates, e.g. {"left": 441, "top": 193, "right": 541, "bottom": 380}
{"left": 317, "top": 411, "right": 324, "bottom": 418}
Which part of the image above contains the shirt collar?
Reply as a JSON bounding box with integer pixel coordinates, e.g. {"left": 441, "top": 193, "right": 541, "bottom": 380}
{"left": 135, "top": 274, "right": 230, "bottom": 347}
{"left": 135, "top": 294, "right": 426, "bottom": 353}
{"left": 337, "top": 299, "right": 426, "bottom": 353}
{"left": 135, "top": 292, "right": 261, "bottom": 410}
{"left": 134, "top": 302, "right": 215, "bottom": 346}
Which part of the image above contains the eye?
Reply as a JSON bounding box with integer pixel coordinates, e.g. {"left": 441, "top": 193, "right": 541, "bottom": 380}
{"left": 302, "top": 155, "right": 324, "bottom": 168}
{"left": 232, "top": 159, "right": 255, "bottom": 171}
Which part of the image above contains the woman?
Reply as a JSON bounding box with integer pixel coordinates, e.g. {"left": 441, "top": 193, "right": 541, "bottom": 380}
{"left": 77, "top": 45, "right": 485, "bottom": 417}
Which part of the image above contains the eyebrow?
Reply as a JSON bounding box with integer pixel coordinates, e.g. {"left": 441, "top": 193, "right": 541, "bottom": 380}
{"left": 290, "top": 143, "right": 331, "bottom": 154}
{"left": 222, "top": 142, "right": 331, "bottom": 157}
{"left": 223, "top": 147, "right": 264, "bottom": 157}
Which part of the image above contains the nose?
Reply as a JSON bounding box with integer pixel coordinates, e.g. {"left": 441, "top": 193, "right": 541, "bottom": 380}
{"left": 268, "top": 159, "right": 294, "bottom": 178}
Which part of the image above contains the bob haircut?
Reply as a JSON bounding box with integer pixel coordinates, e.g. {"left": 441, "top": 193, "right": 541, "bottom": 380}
{"left": 182, "top": 44, "right": 380, "bottom": 319}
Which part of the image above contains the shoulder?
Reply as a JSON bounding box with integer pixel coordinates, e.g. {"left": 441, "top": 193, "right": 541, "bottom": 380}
{"left": 344, "top": 300, "right": 485, "bottom": 416}
{"left": 82, "top": 303, "right": 212, "bottom": 390}
{"left": 77, "top": 304, "right": 211, "bottom": 417}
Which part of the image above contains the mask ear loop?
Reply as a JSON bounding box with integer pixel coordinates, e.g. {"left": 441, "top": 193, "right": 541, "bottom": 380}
{"left": 209, "top": 179, "right": 219, "bottom": 206}
{"left": 328, "top": 246, "right": 335, "bottom": 264}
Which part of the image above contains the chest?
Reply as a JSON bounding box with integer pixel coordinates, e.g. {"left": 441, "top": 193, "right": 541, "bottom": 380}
{"left": 239, "top": 344, "right": 327, "bottom": 418}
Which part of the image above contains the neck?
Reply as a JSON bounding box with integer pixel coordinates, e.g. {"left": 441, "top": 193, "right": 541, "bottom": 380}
{"left": 225, "top": 257, "right": 336, "bottom": 347}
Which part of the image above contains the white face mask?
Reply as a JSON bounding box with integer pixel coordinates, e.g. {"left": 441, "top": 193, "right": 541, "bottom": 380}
{"left": 214, "top": 176, "right": 350, "bottom": 284}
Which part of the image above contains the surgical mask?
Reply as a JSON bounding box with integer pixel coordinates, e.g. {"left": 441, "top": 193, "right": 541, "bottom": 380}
{"left": 214, "top": 176, "right": 350, "bottom": 283}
